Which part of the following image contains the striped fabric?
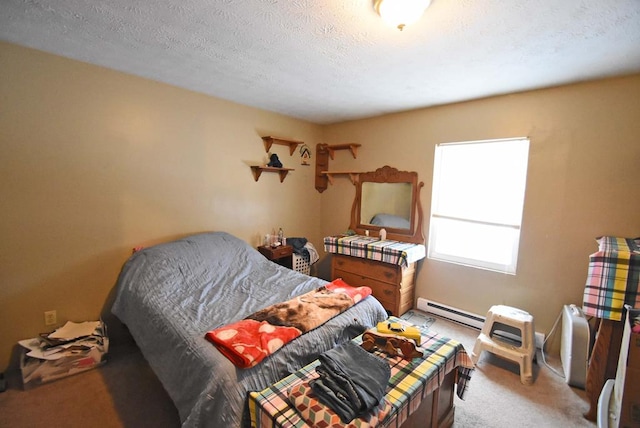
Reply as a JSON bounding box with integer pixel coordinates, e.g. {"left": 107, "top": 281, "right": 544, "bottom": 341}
{"left": 248, "top": 317, "right": 474, "bottom": 428}
{"left": 582, "top": 237, "right": 640, "bottom": 321}
{"left": 323, "top": 236, "right": 426, "bottom": 268}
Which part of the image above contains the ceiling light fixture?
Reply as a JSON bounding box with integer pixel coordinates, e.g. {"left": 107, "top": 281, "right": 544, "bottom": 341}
{"left": 374, "top": 0, "right": 432, "bottom": 31}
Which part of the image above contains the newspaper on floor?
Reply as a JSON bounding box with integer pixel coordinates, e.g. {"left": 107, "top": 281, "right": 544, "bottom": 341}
{"left": 18, "top": 320, "right": 107, "bottom": 360}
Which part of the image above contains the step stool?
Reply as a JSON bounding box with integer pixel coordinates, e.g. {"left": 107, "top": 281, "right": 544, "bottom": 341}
{"left": 471, "top": 305, "right": 536, "bottom": 385}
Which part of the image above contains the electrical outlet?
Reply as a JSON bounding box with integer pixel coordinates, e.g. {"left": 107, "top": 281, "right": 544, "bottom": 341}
{"left": 44, "top": 310, "right": 57, "bottom": 326}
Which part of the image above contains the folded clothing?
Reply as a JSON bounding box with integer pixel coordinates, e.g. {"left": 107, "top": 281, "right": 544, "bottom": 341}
{"left": 289, "top": 380, "right": 390, "bottom": 427}
{"left": 310, "top": 341, "right": 390, "bottom": 423}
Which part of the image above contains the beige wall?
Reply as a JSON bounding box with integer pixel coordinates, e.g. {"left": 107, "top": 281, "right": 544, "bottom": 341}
{"left": 2, "top": 40, "right": 639, "bottom": 371}
{"left": 322, "top": 74, "right": 640, "bottom": 341}
{"left": 0, "top": 42, "right": 323, "bottom": 370}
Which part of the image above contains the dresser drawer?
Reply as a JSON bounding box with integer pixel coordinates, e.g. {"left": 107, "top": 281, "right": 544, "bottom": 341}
{"left": 335, "top": 270, "right": 397, "bottom": 312}
{"left": 330, "top": 254, "right": 417, "bottom": 316}
{"left": 335, "top": 270, "right": 398, "bottom": 299}
{"left": 332, "top": 254, "right": 400, "bottom": 285}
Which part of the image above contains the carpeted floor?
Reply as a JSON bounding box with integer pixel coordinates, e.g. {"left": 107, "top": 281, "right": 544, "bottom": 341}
{"left": 0, "top": 315, "right": 596, "bottom": 428}
{"left": 431, "top": 315, "right": 596, "bottom": 428}
{"left": 400, "top": 309, "right": 436, "bottom": 330}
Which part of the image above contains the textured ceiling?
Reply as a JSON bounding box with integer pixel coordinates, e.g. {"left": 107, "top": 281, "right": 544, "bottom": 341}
{"left": 1, "top": 0, "right": 639, "bottom": 124}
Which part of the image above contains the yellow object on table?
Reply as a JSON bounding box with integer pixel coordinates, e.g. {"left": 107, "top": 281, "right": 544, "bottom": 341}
{"left": 376, "top": 321, "right": 421, "bottom": 342}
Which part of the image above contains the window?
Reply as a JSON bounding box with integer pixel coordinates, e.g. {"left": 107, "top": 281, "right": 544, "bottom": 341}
{"left": 428, "top": 138, "right": 530, "bottom": 274}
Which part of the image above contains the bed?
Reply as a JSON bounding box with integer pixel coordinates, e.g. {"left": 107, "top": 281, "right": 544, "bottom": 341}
{"left": 111, "top": 231, "right": 388, "bottom": 427}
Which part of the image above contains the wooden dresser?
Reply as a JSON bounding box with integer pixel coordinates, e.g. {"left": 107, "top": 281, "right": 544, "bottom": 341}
{"left": 331, "top": 253, "right": 416, "bottom": 316}
{"left": 323, "top": 166, "right": 428, "bottom": 317}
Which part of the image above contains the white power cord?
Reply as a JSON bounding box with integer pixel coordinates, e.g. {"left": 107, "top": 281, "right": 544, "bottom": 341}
{"left": 540, "top": 309, "right": 566, "bottom": 378}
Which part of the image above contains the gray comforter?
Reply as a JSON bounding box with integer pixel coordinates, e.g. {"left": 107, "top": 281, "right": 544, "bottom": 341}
{"left": 111, "top": 232, "right": 387, "bottom": 427}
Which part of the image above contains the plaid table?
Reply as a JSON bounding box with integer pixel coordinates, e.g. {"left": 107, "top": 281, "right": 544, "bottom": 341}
{"left": 582, "top": 236, "right": 640, "bottom": 321}
{"left": 323, "top": 236, "right": 426, "bottom": 268}
{"left": 248, "top": 317, "right": 474, "bottom": 428}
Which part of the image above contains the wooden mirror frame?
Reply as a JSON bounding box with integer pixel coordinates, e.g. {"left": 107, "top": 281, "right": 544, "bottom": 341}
{"left": 349, "top": 165, "right": 425, "bottom": 244}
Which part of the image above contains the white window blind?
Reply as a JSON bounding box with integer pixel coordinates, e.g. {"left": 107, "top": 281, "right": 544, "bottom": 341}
{"left": 428, "top": 138, "right": 530, "bottom": 274}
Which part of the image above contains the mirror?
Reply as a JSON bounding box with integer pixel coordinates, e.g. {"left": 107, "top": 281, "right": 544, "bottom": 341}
{"left": 361, "top": 182, "right": 412, "bottom": 230}
{"left": 350, "top": 166, "right": 425, "bottom": 244}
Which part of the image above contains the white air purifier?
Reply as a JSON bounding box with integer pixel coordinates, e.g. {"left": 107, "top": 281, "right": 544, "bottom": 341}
{"left": 560, "top": 304, "right": 590, "bottom": 389}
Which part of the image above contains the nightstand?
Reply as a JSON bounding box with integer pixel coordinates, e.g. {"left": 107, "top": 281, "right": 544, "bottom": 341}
{"left": 257, "top": 245, "right": 293, "bottom": 269}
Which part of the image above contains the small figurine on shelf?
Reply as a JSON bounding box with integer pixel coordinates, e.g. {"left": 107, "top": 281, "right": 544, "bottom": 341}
{"left": 267, "top": 153, "right": 282, "bottom": 168}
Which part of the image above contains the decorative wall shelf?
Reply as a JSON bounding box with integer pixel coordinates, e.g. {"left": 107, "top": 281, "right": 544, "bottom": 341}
{"left": 261, "top": 136, "right": 303, "bottom": 156}
{"left": 315, "top": 143, "right": 362, "bottom": 193}
{"left": 250, "top": 166, "right": 294, "bottom": 182}
{"left": 321, "top": 171, "right": 361, "bottom": 185}
{"left": 326, "top": 144, "right": 361, "bottom": 159}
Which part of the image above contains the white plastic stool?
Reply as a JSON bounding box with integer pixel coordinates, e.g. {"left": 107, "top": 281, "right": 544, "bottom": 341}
{"left": 471, "top": 305, "right": 536, "bottom": 385}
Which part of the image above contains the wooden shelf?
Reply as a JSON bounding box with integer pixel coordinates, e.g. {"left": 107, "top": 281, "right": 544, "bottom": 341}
{"left": 315, "top": 143, "right": 363, "bottom": 192}
{"left": 261, "top": 136, "right": 303, "bottom": 156}
{"left": 326, "top": 144, "right": 361, "bottom": 160}
{"left": 250, "top": 166, "right": 294, "bottom": 182}
{"left": 321, "top": 171, "right": 361, "bottom": 185}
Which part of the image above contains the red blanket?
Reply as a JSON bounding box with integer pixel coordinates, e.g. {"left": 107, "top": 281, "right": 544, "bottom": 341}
{"left": 205, "top": 279, "right": 371, "bottom": 368}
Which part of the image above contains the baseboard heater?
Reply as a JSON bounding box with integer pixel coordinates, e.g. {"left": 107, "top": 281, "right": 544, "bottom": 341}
{"left": 417, "top": 297, "right": 486, "bottom": 329}
{"left": 417, "top": 298, "right": 545, "bottom": 349}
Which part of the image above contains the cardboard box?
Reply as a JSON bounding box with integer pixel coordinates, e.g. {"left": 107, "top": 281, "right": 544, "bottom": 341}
{"left": 20, "top": 321, "right": 108, "bottom": 389}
